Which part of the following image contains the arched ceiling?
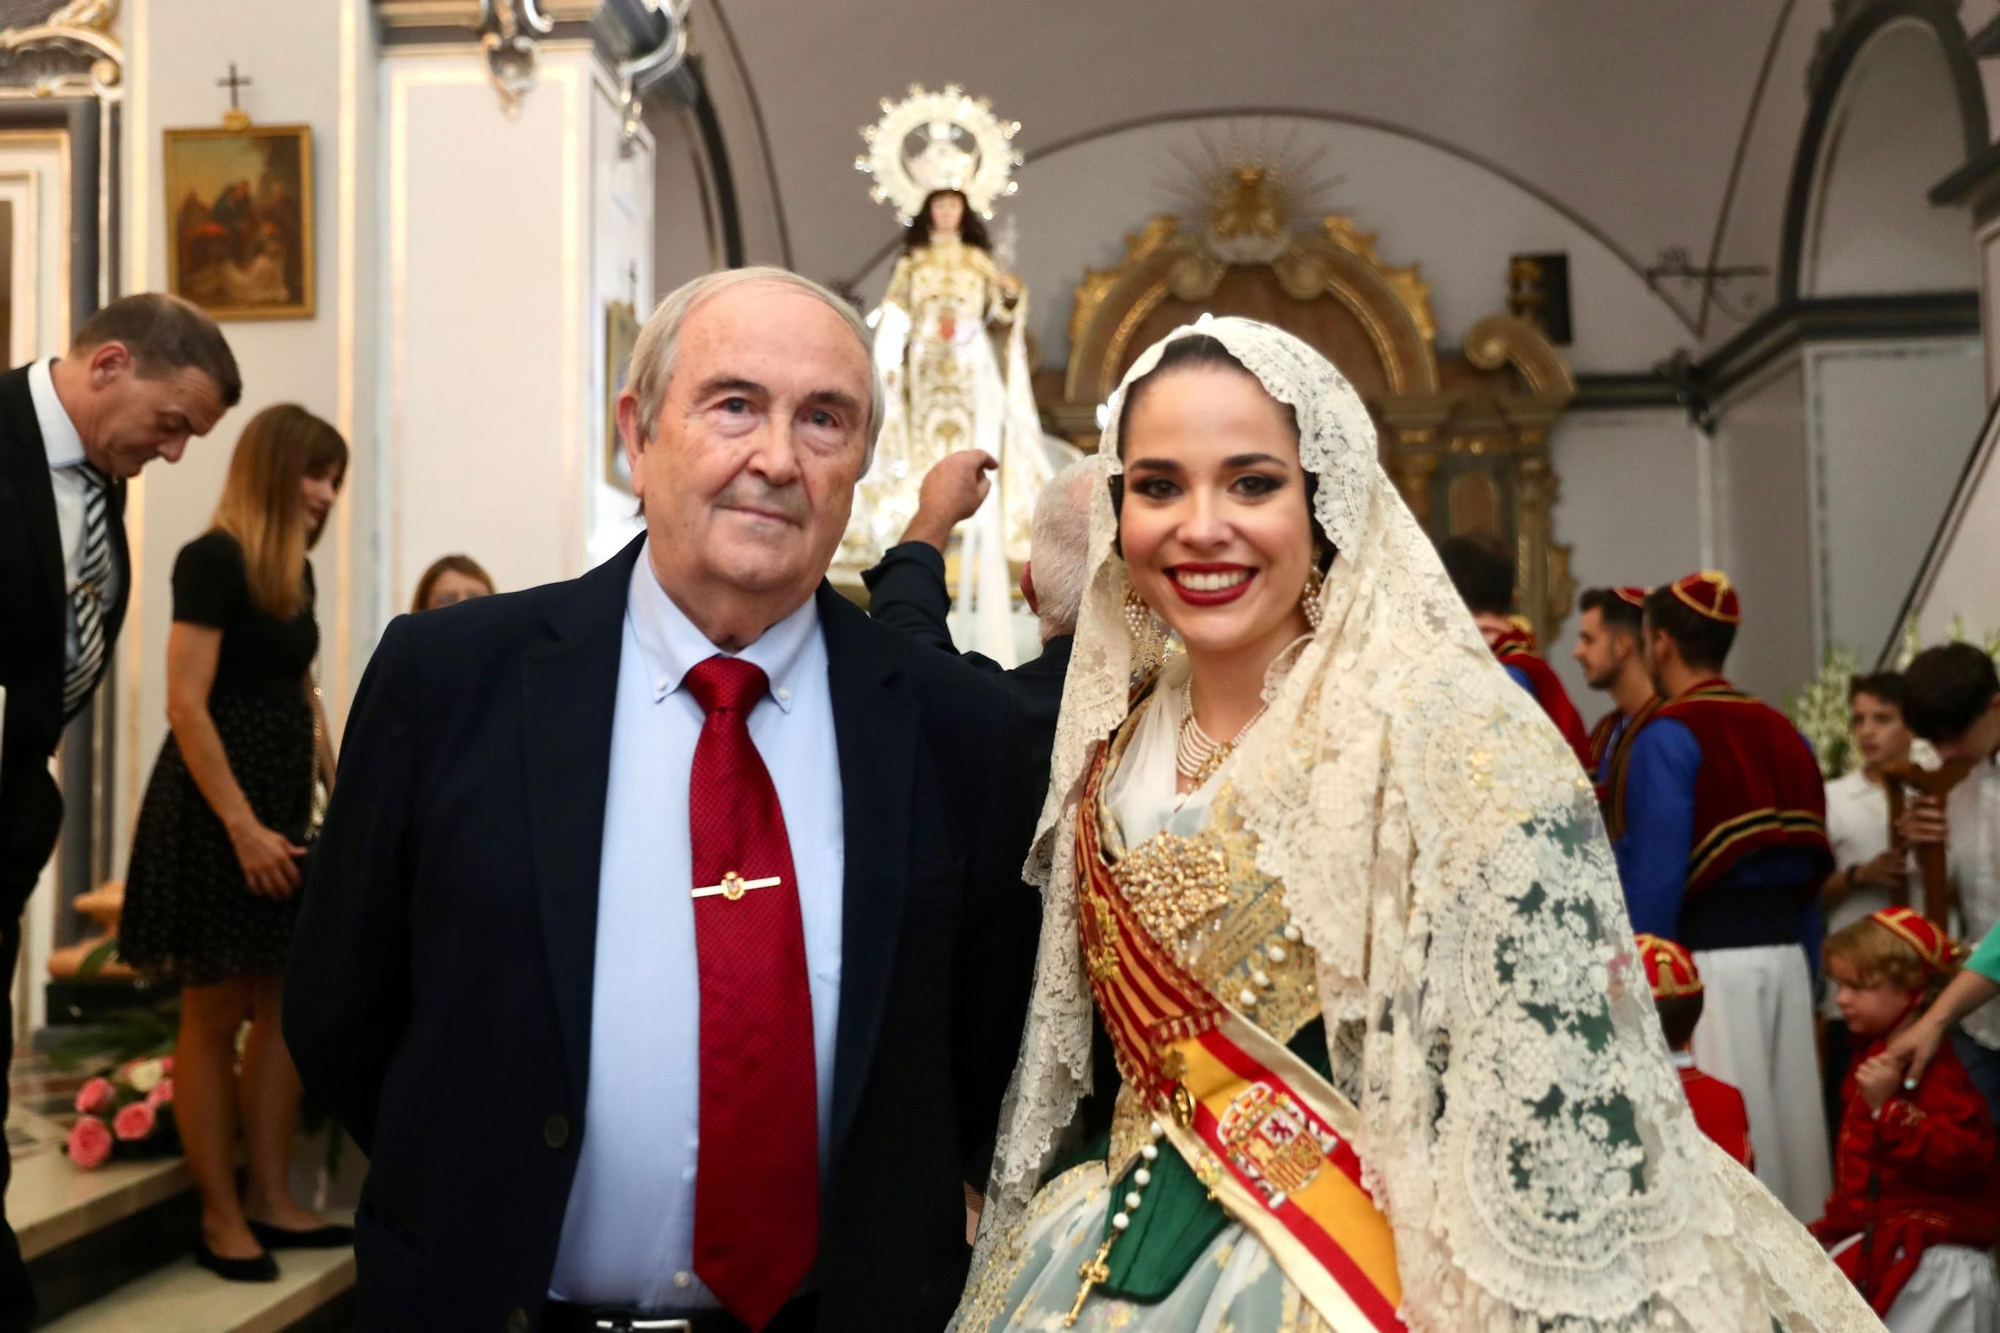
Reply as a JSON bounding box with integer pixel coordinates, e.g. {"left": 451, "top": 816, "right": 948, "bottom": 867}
{"left": 705, "top": 1, "right": 1802, "bottom": 305}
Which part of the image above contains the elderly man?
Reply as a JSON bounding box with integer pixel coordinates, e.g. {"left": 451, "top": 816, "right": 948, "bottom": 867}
{"left": 0, "top": 293, "right": 238, "bottom": 1325}
{"left": 286, "top": 268, "right": 1042, "bottom": 1333}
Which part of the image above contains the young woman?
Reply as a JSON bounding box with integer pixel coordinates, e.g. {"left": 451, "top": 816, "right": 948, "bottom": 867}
{"left": 955, "top": 320, "right": 1878, "bottom": 1332}
{"left": 121, "top": 404, "right": 352, "bottom": 1281}
{"left": 410, "top": 552, "right": 495, "bottom": 612}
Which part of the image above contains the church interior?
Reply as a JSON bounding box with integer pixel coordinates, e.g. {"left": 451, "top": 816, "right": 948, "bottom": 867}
{"left": 6, "top": 0, "right": 2000, "bottom": 1326}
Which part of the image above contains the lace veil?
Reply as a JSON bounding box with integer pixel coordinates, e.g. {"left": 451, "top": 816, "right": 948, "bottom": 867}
{"left": 959, "top": 318, "right": 1880, "bottom": 1332}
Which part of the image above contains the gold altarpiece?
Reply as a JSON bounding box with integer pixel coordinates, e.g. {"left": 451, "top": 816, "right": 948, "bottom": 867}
{"left": 1041, "top": 204, "right": 1579, "bottom": 645}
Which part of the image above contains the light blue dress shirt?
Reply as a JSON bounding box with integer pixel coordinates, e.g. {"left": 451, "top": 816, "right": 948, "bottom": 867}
{"left": 548, "top": 549, "right": 845, "bottom": 1310}
{"left": 29, "top": 358, "right": 119, "bottom": 671}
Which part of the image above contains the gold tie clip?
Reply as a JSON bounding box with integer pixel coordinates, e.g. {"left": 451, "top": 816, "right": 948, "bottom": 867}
{"left": 691, "top": 871, "right": 781, "bottom": 902}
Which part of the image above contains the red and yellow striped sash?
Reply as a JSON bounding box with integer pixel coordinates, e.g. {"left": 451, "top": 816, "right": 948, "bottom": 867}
{"left": 1076, "top": 745, "right": 1404, "bottom": 1331}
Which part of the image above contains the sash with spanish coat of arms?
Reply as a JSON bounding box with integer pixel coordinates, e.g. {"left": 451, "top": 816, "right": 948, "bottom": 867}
{"left": 1075, "top": 739, "right": 1406, "bottom": 1333}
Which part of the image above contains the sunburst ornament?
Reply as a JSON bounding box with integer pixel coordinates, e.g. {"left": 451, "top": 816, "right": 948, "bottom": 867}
{"left": 856, "top": 83, "right": 1023, "bottom": 222}
{"left": 1157, "top": 123, "right": 1345, "bottom": 264}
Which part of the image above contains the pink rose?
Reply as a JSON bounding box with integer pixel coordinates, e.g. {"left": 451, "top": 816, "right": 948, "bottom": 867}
{"left": 67, "top": 1115, "right": 112, "bottom": 1169}
{"left": 158, "top": 1055, "right": 174, "bottom": 1076}
{"left": 144, "top": 1077, "right": 173, "bottom": 1109}
{"left": 112, "top": 1100, "right": 155, "bottom": 1141}
{"left": 74, "top": 1077, "right": 114, "bottom": 1116}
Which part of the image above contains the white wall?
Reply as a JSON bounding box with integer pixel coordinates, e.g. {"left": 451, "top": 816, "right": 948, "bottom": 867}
{"left": 686, "top": 7, "right": 787, "bottom": 267}
{"left": 1802, "top": 20, "right": 1978, "bottom": 298}
{"left": 1910, "top": 403, "right": 2000, "bottom": 646}
{"left": 1543, "top": 407, "right": 1705, "bottom": 707}
{"left": 648, "top": 98, "right": 724, "bottom": 291}
{"left": 1804, "top": 338, "right": 1985, "bottom": 658}
{"left": 115, "top": 0, "right": 378, "bottom": 867}
{"left": 849, "top": 114, "right": 1693, "bottom": 377}
{"left": 1711, "top": 361, "right": 1816, "bottom": 702}
{"left": 381, "top": 46, "right": 653, "bottom": 612}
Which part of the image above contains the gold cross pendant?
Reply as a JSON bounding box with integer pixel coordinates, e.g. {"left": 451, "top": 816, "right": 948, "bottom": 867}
{"left": 1064, "top": 1236, "right": 1116, "bottom": 1328}
{"left": 691, "top": 871, "right": 781, "bottom": 901}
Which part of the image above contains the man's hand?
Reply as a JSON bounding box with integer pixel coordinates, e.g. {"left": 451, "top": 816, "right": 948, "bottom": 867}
{"left": 1856, "top": 1053, "right": 1903, "bottom": 1112}
{"left": 1899, "top": 794, "right": 1948, "bottom": 847}
{"left": 901, "top": 450, "right": 998, "bottom": 552}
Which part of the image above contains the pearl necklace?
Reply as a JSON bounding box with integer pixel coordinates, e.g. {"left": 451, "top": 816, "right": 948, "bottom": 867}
{"left": 1175, "top": 678, "right": 1270, "bottom": 788}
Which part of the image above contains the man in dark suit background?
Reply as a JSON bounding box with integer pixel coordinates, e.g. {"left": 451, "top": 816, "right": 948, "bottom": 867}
{"left": 0, "top": 293, "right": 238, "bottom": 1325}
{"left": 286, "top": 267, "right": 1042, "bottom": 1333}
{"left": 861, "top": 449, "right": 1094, "bottom": 735}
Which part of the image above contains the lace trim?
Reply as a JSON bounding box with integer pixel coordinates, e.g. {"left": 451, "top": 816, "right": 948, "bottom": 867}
{"left": 959, "top": 318, "right": 1883, "bottom": 1333}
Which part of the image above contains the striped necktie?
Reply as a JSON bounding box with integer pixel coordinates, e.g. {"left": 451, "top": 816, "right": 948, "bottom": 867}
{"left": 61, "top": 463, "right": 113, "bottom": 721}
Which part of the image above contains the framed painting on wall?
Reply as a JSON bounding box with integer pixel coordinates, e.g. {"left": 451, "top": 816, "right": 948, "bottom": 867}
{"left": 605, "top": 299, "right": 641, "bottom": 494}
{"left": 164, "top": 123, "right": 314, "bottom": 320}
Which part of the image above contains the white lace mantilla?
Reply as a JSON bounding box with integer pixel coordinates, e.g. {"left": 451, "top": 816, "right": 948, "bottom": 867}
{"left": 958, "top": 318, "right": 1882, "bottom": 1332}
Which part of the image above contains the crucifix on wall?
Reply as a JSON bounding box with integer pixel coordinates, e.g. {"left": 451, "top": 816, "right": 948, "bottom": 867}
{"left": 216, "top": 62, "right": 252, "bottom": 130}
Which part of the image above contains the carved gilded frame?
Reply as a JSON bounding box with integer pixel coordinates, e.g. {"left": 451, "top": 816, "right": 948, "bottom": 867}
{"left": 1055, "top": 212, "right": 1577, "bottom": 643}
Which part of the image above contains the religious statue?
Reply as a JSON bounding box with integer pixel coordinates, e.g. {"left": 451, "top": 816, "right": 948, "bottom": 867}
{"left": 843, "top": 85, "right": 1055, "bottom": 662}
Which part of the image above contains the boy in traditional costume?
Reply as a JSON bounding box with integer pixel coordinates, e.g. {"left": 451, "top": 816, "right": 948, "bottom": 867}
{"left": 1816, "top": 908, "right": 2000, "bottom": 1330}
{"left": 1637, "top": 932, "right": 1755, "bottom": 1168}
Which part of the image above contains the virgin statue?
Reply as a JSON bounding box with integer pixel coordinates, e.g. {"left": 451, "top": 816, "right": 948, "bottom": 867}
{"left": 843, "top": 86, "right": 1056, "bottom": 665}
{"left": 954, "top": 318, "right": 1883, "bottom": 1333}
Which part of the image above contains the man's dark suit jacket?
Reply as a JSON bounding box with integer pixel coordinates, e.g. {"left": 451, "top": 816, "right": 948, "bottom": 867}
{"left": 0, "top": 362, "right": 128, "bottom": 913}
{"left": 860, "top": 541, "right": 1071, "bottom": 737}
{"left": 284, "top": 535, "right": 1043, "bottom": 1333}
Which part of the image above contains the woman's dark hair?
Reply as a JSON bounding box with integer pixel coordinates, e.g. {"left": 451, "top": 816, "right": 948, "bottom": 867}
{"left": 1848, "top": 671, "right": 1906, "bottom": 710}
{"left": 1109, "top": 333, "right": 1334, "bottom": 574}
{"left": 904, "top": 189, "right": 990, "bottom": 253}
{"left": 412, "top": 553, "right": 496, "bottom": 613}
{"left": 1438, "top": 533, "right": 1515, "bottom": 616}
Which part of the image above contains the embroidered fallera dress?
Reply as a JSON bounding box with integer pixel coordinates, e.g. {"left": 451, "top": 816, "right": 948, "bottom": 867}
{"left": 954, "top": 317, "right": 1886, "bottom": 1333}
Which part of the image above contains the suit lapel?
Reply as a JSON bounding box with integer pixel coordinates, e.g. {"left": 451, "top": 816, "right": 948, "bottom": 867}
{"left": 0, "top": 365, "right": 64, "bottom": 637}
{"left": 522, "top": 536, "right": 642, "bottom": 1106}
{"left": 818, "top": 584, "right": 918, "bottom": 1170}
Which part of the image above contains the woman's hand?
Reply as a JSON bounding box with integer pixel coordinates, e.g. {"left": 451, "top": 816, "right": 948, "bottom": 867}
{"left": 1880, "top": 1013, "right": 1948, "bottom": 1090}
{"left": 229, "top": 819, "right": 306, "bottom": 898}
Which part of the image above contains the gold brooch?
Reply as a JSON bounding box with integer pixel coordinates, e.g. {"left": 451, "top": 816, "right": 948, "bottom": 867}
{"left": 1113, "top": 832, "right": 1230, "bottom": 948}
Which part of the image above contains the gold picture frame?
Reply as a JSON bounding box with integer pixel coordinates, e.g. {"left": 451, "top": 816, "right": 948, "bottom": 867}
{"left": 605, "top": 299, "right": 641, "bottom": 494}
{"left": 164, "top": 123, "right": 315, "bottom": 321}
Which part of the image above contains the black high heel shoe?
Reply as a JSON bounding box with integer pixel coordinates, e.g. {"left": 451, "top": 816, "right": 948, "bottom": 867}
{"left": 194, "top": 1237, "right": 279, "bottom": 1283}
{"left": 248, "top": 1218, "right": 356, "bottom": 1251}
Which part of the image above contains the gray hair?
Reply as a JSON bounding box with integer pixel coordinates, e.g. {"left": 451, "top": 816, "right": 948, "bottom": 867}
{"left": 626, "top": 266, "right": 881, "bottom": 465}
{"left": 1029, "top": 459, "right": 1099, "bottom": 638}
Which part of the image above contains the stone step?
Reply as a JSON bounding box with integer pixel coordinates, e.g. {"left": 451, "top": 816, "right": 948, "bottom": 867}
{"left": 39, "top": 1214, "right": 355, "bottom": 1333}
{"left": 9, "top": 1147, "right": 199, "bottom": 1326}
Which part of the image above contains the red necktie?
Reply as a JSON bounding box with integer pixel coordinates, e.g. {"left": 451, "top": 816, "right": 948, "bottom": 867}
{"left": 684, "top": 657, "right": 819, "bottom": 1330}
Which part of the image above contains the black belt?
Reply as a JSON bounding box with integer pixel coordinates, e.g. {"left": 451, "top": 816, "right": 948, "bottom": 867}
{"left": 542, "top": 1294, "right": 817, "bottom": 1333}
{"left": 1678, "top": 880, "right": 1811, "bottom": 952}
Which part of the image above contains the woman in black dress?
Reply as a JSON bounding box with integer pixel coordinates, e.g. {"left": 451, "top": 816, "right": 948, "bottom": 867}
{"left": 122, "top": 404, "right": 351, "bottom": 1282}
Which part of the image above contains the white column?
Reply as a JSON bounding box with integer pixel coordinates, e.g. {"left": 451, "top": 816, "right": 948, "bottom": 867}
{"left": 381, "top": 43, "right": 653, "bottom": 617}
